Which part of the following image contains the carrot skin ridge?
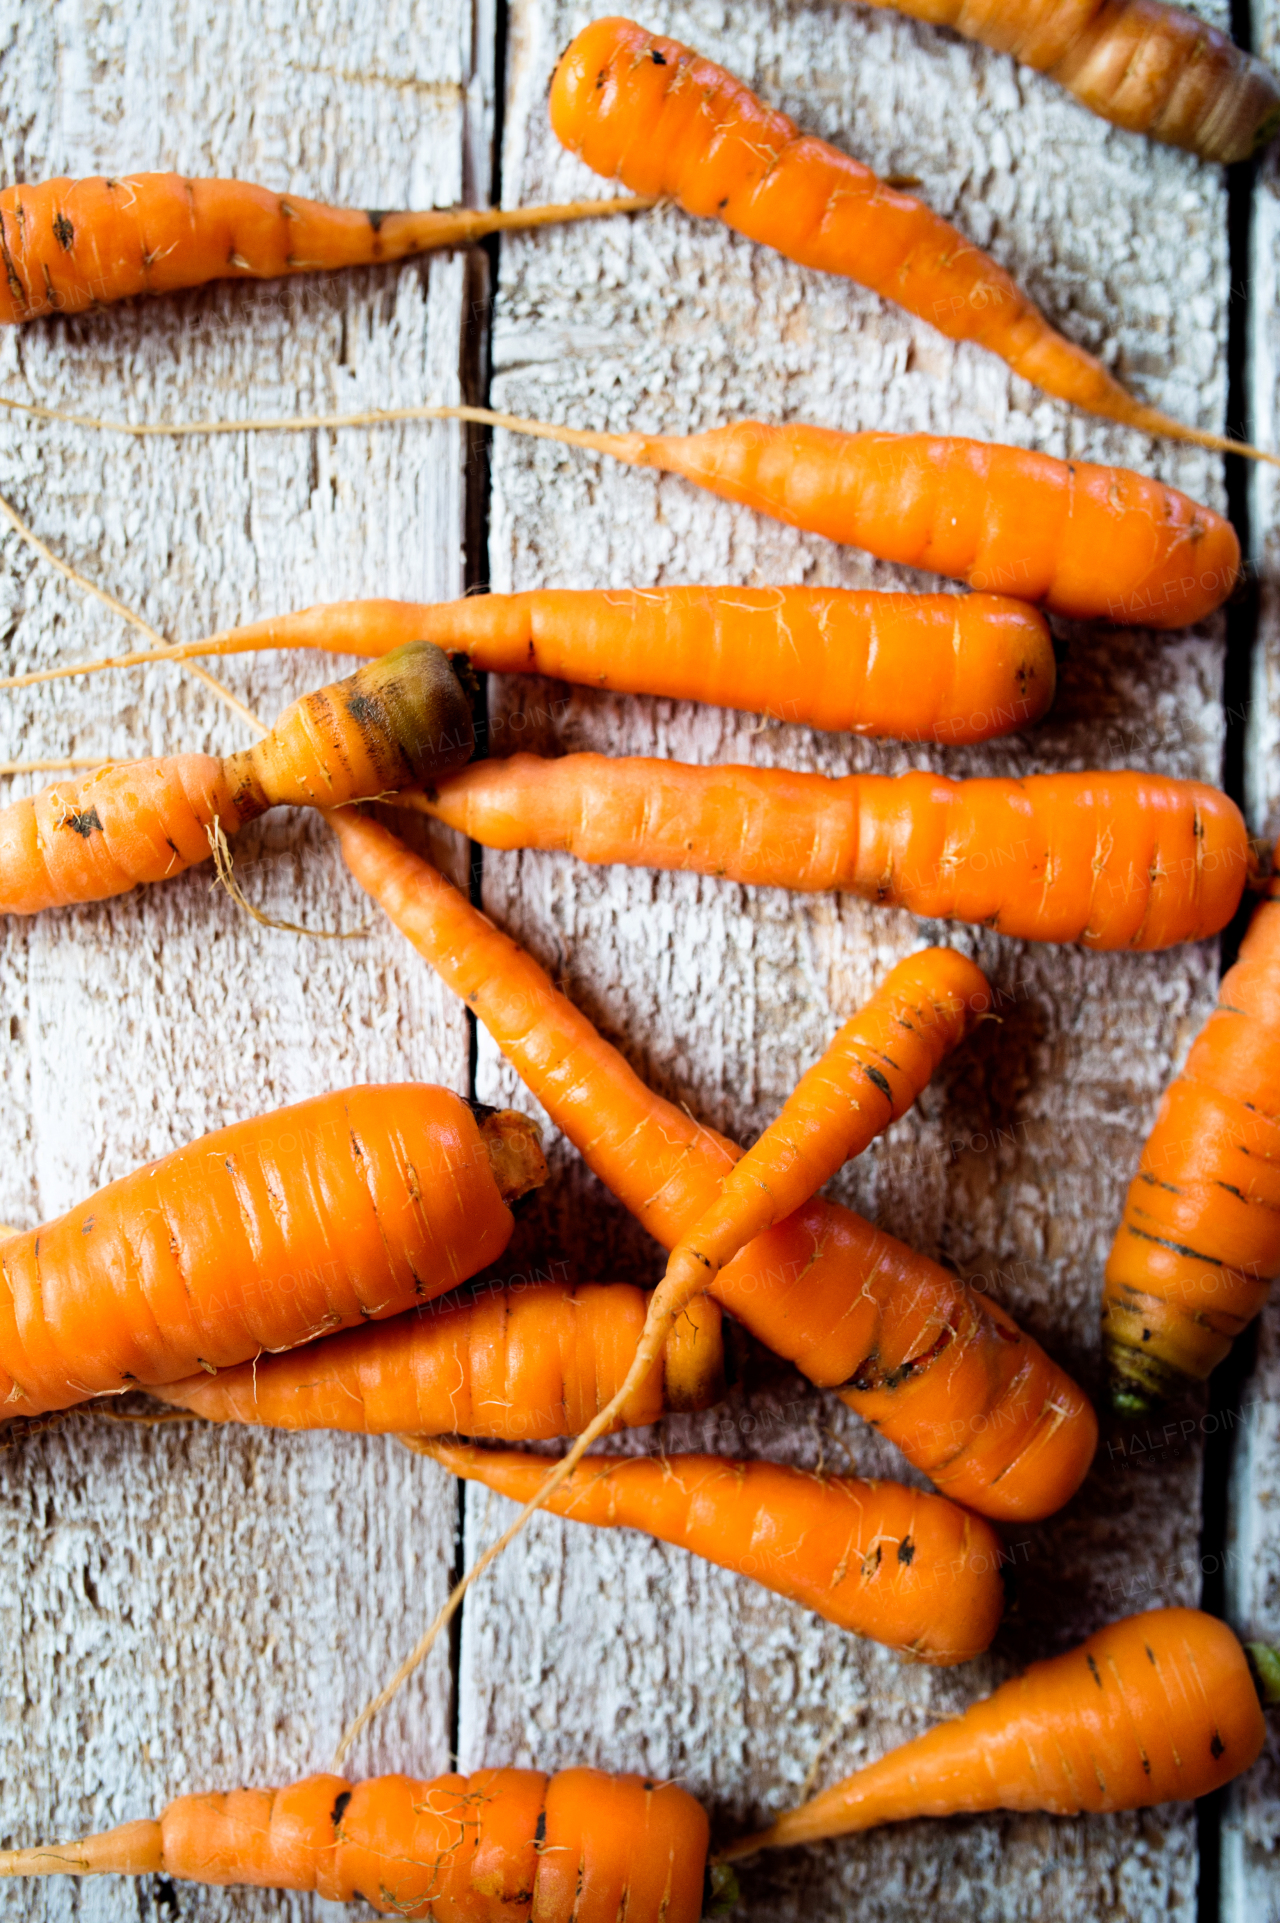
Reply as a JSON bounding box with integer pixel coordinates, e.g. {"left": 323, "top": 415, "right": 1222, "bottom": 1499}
{"left": 0, "top": 641, "right": 473, "bottom": 917}
{"left": 0, "top": 1088, "right": 545, "bottom": 1418}
{"left": 333, "top": 811, "right": 1099, "bottom": 1523}
{"left": 0, "top": 179, "right": 654, "bottom": 322}
{"left": 548, "top": 19, "right": 1258, "bottom": 453}
{"left": 722, "top": 1607, "right": 1267, "bottom": 1856}
{"left": 430, "top": 1441, "right": 1006, "bottom": 1665}
{"left": 422, "top": 755, "right": 1249, "bottom": 953}
{"left": 149, "top": 1280, "right": 725, "bottom": 1436}
{"left": 1103, "top": 883, "right": 1280, "bottom": 1411}
{"left": 0, "top": 1766, "right": 709, "bottom": 1921}
{"left": 858, "top": 0, "right": 1280, "bottom": 164}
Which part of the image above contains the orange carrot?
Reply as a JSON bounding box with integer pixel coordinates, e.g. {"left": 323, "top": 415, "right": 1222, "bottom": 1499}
{"left": 550, "top": 19, "right": 1263, "bottom": 458}
{"left": 0, "top": 1766, "right": 718, "bottom": 1920}
{"left": 428, "top": 1440, "right": 1006, "bottom": 1666}
{"left": 0, "top": 179, "right": 651, "bottom": 322}
{"left": 0, "top": 641, "right": 473, "bottom": 916}
{"left": 1, "top": 586, "right": 1058, "bottom": 743}
{"left": 860, "top": 0, "right": 1280, "bottom": 163}
{"left": 149, "top": 1280, "right": 725, "bottom": 1436}
{"left": 1103, "top": 860, "right": 1280, "bottom": 1412}
{"left": 333, "top": 812, "right": 1098, "bottom": 1523}
{"left": 722, "top": 1607, "right": 1273, "bottom": 1857}
{"left": 419, "top": 755, "right": 1249, "bottom": 952}
{"left": 0, "top": 1088, "right": 545, "bottom": 1420}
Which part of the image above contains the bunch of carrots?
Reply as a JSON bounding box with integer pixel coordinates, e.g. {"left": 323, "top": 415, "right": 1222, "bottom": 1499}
{"left": 2, "top": 2, "right": 1279, "bottom": 1915}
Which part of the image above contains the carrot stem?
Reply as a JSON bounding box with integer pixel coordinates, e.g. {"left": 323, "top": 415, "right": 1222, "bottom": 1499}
{"left": 1246, "top": 1642, "right": 1280, "bottom": 1707}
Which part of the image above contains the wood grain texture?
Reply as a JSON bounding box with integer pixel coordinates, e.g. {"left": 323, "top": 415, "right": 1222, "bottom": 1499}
{"left": 464, "top": 1, "right": 1240, "bottom": 1918}
{"left": 0, "top": 1, "right": 485, "bottom": 1917}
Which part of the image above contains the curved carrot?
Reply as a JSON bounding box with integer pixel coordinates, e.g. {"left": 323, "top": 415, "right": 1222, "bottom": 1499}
{"left": 420, "top": 756, "right": 1249, "bottom": 952}
{"left": 149, "top": 1280, "right": 725, "bottom": 1436}
{"left": 0, "top": 1766, "right": 713, "bottom": 1921}
{"left": 550, "top": 19, "right": 1258, "bottom": 457}
{"left": 722, "top": 1607, "right": 1270, "bottom": 1857}
{"left": 0, "top": 1088, "right": 546, "bottom": 1420}
{"left": 429, "top": 1440, "right": 1006, "bottom": 1666}
{"left": 1103, "top": 869, "right": 1280, "bottom": 1412}
{"left": 0, "top": 641, "right": 473, "bottom": 916}
{"left": 333, "top": 812, "right": 1098, "bottom": 1522}
{"left": 0, "top": 178, "right": 652, "bottom": 322}
{"left": 2, "top": 586, "right": 1058, "bottom": 742}
{"left": 861, "top": 0, "right": 1280, "bottom": 163}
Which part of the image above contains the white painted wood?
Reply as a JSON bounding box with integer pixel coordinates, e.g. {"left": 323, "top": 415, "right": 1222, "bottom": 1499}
{"left": 0, "top": 1, "right": 488, "bottom": 1917}
{"left": 468, "top": 0, "right": 1240, "bottom": 1917}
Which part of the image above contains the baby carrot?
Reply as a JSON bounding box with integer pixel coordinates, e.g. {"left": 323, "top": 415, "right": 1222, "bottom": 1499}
{"left": 0, "top": 641, "right": 473, "bottom": 916}
{"left": 1, "top": 586, "right": 1056, "bottom": 743}
{"left": 551, "top": 19, "right": 1263, "bottom": 458}
{"left": 419, "top": 755, "right": 1249, "bottom": 952}
{"left": 0, "top": 1765, "right": 717, "bottom": 1920}
{"left": 722, "top": 1607, "right": 1273, "bottom": 1857}
{"left": 428, "top": 1440, "right": 1006, "bottom": 1666}
{"left": 1103, "top": 860, "right": 1280, "bottom": 1412}
{"left": 149, "top": 1280, "right": 725, "bottom": 1437}
{"left": 0, "top": 1088, "right": 545, "bottom": 1419}
{"left": 0, "top": 178, "right": 651, "bottom": 322}
{"left": 333, "top": 812, "right": 1098, "bottom": 1523}
{"left": 859, "top": 0, "right": 1280, "bottom": 163}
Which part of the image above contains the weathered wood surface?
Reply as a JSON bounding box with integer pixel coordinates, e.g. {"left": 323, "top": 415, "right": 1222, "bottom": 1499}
{"left": 0, "top": 0, "right": 1270, "bottom": 1920}
{"left": 0, "top": 2, "right": 483, "bottom": 1917}
{"left": 472, "top": 1, "right": 1240, "bottom": 1919}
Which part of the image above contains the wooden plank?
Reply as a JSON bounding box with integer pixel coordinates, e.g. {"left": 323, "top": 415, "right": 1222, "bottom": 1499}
{"left": 1222, "top": 6, "right": 1280, "bottom": 1915}
{"left": 0, "top": 3, "right": 488, "bottom": 1916}
{"left": 465, "top": 1, "right": 1238, "bottom": 1917}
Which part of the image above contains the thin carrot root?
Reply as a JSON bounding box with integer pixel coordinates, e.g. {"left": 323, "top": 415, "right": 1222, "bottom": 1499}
{"left": 333, "top": 944, "right": 988, "bottom": 1758}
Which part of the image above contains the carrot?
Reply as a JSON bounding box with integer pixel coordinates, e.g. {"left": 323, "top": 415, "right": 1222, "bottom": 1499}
{"left": 333, "top": 811, "right": 1099, "bottom": 1525}
{"left": 1103, "top": 862, "right": 1280, "bottom": 1412}
{"left": 550, "top": 19, "right": 1267, "bottom": 460}
{"left": 721, "top": 1607, "right": 1274, "bottom": 1858}
{"left": 0, "top": 433, "right": 1239, "bottom": 641}
{"left": 418, "top": 755, "right": 1249, "bottom": 952}
{"left": 426, "top": 1440, "right": 1006, "bottom": 1666}
{"left": 860, "top": 0, "right": 1280, "bottom": 164}
{"left": 148, "top": 1279, "right": 725, "bottom": 1437}
{"left": 0, "top": 1087, "right": 546, "bottom": 1420}
{"left": 0, "top": 1765, "right": 723, "bottom": 1920}
{"left": 0, "top": 178, "right": 652, "bottom": 322}
{"left": 0, "top": 640, "right": 472, "bottom": 916}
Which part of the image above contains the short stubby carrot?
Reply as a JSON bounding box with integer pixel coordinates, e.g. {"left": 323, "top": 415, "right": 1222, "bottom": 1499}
{"left": 430, "top": 1441, "right": 1006, "bottom": 1666}
{"left": 421, "top": 756, "right": 1248, "bottom": 952}
{"left": 0, "top": 1086, "right": 546, "bottom": 1419}
{"left": 149, "top": 1280, "right": 725, "bottom": 1437}
{"left": 0, "top": 1765, "right": 714, "bottom": 1921}
{"left": 334, "top": 812, "right": 1099, "bottom": 1522}
{"left": 550, "top": 19, "right": 1251, "bottom": 454}
{"left": 861, "top": 0, "right": 1280, "bottom": 163}
{"left": 0, "top": 641, "right": 473, "bottom": 916}
{"left": 1103, "top": 871, "right": 1280, "bottom": 1413}
{"left": 0, "top": 176, "right": 652, "bottom": 322}
{"left": 722, "top": 1607, "right": 1272, "bottom": 1858}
